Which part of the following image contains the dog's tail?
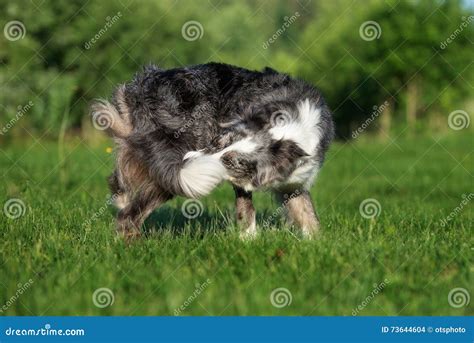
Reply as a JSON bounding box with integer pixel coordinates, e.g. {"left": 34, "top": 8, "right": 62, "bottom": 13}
{"left": 177, "top": 136, "right": 259, "bottom": 198}
{"left": 178, "top": 151, "right": 228, "bottom": 198}
{"left": 90, "top": 85, "right": 132, "bottom": 139}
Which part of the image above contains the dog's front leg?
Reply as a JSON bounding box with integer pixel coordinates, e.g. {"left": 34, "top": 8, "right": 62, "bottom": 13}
{"left": 233, "top": 186, "right": 257, "bottom": 239}
{"left": 276, "top": 190, "right": 320, "bottom": 238}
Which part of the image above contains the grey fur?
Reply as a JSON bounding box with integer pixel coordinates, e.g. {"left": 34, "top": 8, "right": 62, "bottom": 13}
{"left": 92, "top": 62, "right": 334, "bottom": 238}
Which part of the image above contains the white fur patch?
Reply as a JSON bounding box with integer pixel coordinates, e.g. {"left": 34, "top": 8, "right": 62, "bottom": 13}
{"left": 179, "top": 137, "right": 258, "bottom": 198}
{"left": 179, "top": 155, "right": 227, "bottom": 198}
{"left": 182, "top": 137, "right": 258, "bottom": 162}
{"left": 269, "top": 99, "right": 322, "bottom": 155}
{"left": 240, "top": 219, "right": 257, "bottom": 240}
{"left": 286, "top": 161, "right": 320, "bottom": 189}
{"left": 183, "top": 150, "right": 204, "bottom": 160}
{"left": 213, "top": 137, "right": 258, "bottom": 158}
{"left": 113, "top": 193, "right": 129, "bottom": 210}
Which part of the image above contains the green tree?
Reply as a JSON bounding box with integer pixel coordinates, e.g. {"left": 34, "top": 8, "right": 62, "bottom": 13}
{"left": 299, "top": 0, "right": 473, "bottom": 138}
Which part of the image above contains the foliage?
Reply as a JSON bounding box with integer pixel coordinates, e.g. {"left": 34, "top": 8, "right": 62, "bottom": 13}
{"left": 299, "top": 0, "right": 473, "bottom": 137}
{"left": 0, "top": 0, "right": 472, "bottom": 138}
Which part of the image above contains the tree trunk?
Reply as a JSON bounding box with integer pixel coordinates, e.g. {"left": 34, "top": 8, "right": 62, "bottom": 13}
{"left": 406, "top": 78, "right": 420, "bottom": 131}
{"left": 378, "top": 98, "right": 393, "bottom": 139}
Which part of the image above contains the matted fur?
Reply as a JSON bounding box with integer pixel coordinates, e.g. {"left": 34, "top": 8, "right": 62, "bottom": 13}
{"left": 91, "top": 62, "right": 334, "bottom": 238}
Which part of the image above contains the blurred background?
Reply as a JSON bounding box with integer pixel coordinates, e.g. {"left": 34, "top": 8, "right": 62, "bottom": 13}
{"left": 0, "top": 0, "right": 472, "bottom": 141}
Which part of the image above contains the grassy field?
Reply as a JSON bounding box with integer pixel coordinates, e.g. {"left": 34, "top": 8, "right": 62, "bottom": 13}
{"left": 0, "top": 132, "right": 472, "bottom": 316}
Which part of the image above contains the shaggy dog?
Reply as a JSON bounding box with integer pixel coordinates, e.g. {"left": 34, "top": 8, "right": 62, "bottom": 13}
{"left": 91, "top": 62, "right": 334, "bottom": 239}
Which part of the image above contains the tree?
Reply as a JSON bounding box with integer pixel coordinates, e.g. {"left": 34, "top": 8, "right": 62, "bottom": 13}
{"left": 298, "top": 0, "right": 473, "bottom": 138}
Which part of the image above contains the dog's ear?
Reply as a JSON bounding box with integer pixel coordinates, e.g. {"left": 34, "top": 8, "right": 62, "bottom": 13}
{"left": 269, "top": 139, "right": 309, "bottom": 160}
{"left": 253, "top": 140, "right": 309, "bottom": 188}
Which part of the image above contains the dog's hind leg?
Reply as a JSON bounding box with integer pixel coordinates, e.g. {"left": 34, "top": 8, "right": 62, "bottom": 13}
{"left": 116, "top": 185, "right": 172, "bottom": 239}
{"left": 275, "top": 190, "right": 320, "bottom": 238}
{"left": 107, "top": 169, "right": 130, "bottom": 210}
{"left": 233, "top": 186, "right": 257, "bottom": 239}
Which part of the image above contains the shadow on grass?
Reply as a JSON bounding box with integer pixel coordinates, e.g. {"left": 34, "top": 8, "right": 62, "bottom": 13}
{"left": 138, "top": 205, "right": 280, "bottom": 238}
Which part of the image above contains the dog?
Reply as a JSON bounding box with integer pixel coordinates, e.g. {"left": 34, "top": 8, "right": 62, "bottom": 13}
{"left": 91, "top": 62, "right": 334, "bottom": 239}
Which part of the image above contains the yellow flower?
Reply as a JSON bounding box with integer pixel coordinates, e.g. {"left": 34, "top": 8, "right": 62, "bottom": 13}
{"left": 106, "top": 147, "right": 113, "bottom": 154}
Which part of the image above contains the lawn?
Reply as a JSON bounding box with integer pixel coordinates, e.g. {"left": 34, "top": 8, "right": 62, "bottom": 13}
{"left": 0, "top": 132, "right": 472, "bottom": 316}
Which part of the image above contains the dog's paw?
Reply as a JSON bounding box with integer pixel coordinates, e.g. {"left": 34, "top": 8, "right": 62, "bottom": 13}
{"left": 120, "top": 231, "right": 142, "bottom": 244}
{"left": 300, "top": 225, "right": 320, "bottom": 239}
{"left": 116, "top": 223, "right": 142, "bottom": 242}
{"left": 239, "top": 223, "right": 258, "bottom": 241}
{"left": 239, "top": 230, "right": 258, "bottom": 241}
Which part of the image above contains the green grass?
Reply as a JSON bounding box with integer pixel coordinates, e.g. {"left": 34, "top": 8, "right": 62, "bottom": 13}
{"left": 0, "top": 133, "right": 472, "bottom": 316}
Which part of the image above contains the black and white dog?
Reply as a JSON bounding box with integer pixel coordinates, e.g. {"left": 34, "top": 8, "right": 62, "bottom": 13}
{"left": 91, "top": 63, "right": 334, "bottom": 239}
